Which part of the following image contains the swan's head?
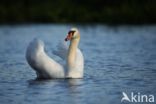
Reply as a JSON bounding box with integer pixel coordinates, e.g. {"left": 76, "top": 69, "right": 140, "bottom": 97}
{"left": 65, "top": 28, "right": 80, "bottom": 41}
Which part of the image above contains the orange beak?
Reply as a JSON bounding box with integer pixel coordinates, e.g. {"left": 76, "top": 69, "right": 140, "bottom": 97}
{"left": 65, "top": 33, "right": 73, "bottom": 41}
{"left": 65, "top": 31, "right": 75, "bottom": 41}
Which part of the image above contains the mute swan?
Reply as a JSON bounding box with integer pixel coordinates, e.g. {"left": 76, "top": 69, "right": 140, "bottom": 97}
{"left": 26, "top": 28, "right": 84, "bottom": 79}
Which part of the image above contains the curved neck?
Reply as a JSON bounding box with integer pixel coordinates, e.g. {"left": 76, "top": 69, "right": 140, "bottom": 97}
{"left": 67, "top": 38, "right": 79, "bottom": 68}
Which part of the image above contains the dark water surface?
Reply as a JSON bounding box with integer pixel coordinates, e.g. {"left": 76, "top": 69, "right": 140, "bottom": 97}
{"left": 0, "top": 25, "right": 156, "bottom": 104}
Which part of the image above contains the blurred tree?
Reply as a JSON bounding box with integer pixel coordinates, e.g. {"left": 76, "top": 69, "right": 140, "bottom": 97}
{"left": 0, "top": 0, "right": 156, "bottom": 24}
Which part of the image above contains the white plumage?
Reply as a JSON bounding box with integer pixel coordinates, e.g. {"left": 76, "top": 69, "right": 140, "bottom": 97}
{"left": 26, "top": 28, "right": 84, "bottom": 79}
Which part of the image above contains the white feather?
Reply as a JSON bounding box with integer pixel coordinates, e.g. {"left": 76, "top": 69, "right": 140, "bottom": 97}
{"left": 26, "top": 38, "right": 65, "bottom": 79}
{"left": 53, "top": 41, "right": 68, "bottom": 60}
{"left": 26, "top": 36, "right": 84, "bottom": 79}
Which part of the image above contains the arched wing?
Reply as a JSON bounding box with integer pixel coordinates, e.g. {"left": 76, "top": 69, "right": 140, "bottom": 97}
{"left": 53, "top": 41, "right": 68, "bottom": 60}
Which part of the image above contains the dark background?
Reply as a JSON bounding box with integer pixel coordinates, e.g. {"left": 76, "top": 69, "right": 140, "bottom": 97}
{"left": 0, "top": 0, "right": 156, "bottom": 24}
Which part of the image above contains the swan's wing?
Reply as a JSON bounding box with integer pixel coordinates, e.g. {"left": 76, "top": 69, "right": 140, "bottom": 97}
{"left": 26, "top": 38, "right": 65, "bottom": 79}
{"left": 53, "top": 41, "right": 68, "bottom": 60}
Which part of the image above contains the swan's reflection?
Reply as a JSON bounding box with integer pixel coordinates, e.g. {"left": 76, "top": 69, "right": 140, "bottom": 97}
{"left": 66, "top": 79, "right": 84, "bottom": 104}
{"left": 67, "top": 78, "right": 83, "bottom": 86}
{"left": 27, "top": 78, "right": 84, "bottom": 104}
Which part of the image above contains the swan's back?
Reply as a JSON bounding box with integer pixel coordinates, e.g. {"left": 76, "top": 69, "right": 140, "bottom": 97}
{"left": 26, "top": 38, "right": 65, "bottom": 79}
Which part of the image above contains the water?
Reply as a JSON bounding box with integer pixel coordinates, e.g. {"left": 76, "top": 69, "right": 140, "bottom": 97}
{"left": 0, "top": 24, "right": 156, "bottom": 104}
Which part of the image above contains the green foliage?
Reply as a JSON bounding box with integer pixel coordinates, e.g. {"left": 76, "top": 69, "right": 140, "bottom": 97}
{"left": 0, "top": 0, "right": 156, "bottom": 24}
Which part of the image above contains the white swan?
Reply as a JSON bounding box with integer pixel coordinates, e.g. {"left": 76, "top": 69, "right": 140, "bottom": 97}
{"left": 26, "top": 28, "right": 84, "bottom": 79}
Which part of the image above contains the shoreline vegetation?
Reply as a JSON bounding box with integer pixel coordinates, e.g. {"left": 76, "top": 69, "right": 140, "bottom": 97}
{"left": 0, "top": 0, "right": 156, "bottom": 24}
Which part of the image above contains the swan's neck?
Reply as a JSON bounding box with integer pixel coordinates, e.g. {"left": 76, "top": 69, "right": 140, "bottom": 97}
{"left": 67, "top": 38, "right": 79, "bottom": 68}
